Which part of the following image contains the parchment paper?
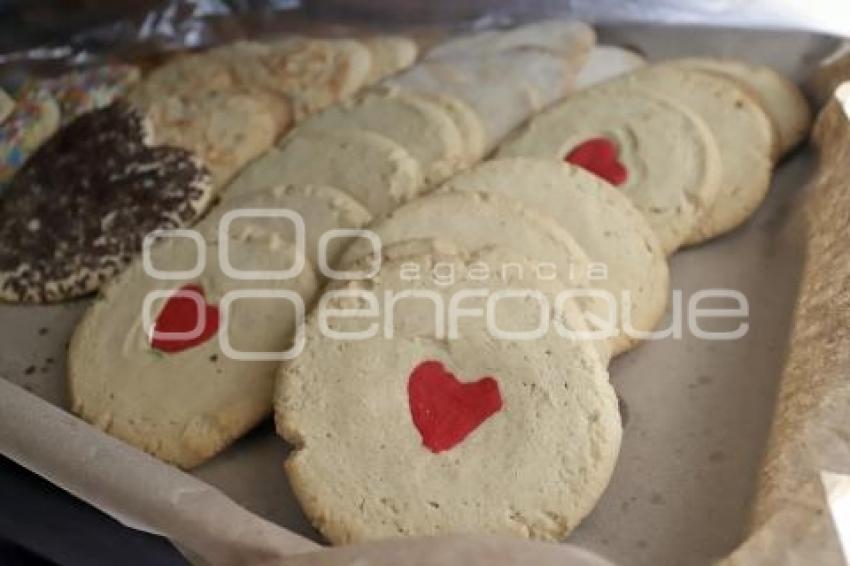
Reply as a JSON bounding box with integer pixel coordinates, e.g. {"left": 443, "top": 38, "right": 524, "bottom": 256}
{"left": 0, "top": 21, "right": 844, "bottom": 566}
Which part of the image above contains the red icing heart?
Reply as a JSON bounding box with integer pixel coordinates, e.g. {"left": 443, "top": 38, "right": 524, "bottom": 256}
{"left": 408, "top": 360, "right": 503, "bottom": 454}
{"left": 565, "top": 137, "right": 628, "bottom": 186}
{"left": 150, "top": 284, "right": 219, "bottom": 353}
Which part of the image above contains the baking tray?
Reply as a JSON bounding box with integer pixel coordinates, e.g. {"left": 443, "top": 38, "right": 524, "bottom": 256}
{"left": 0, "top": 23, "right": 839, "bottom": 566}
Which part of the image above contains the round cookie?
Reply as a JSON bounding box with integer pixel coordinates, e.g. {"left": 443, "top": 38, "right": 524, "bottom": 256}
{"left": 212, "top": 38, "right": 373, "bottom": 121}
{"left": 298, "top": 88, "right": 466, "bottom": 185}
{"left": 391, "top": 48, "right": 574, "bottom": 153}
{"left": 129, "top": 52, "right": 291, "bottom": 132}
{"left": 440, "top": 157, "right": 669, "bottom": 356}
{"left": 425, "top": 19, "right": 595, "bottom": 60}
{"left": 198, "top": 183, "right": 372, "bottom": 268}
{"left": 276, "top": 245, "right": 621, "bottom": 544}
{"left": 69, "top": 233, "right": 319, "bottom": 469}
{"left": 0, "top": 88, "right": 14, "bottom": 123}
{"left": 224, "top": 128, "right": 424, "bottom": 216}
{"left": 664, "top": 57, "right": 811, "bottom": 157}
{"left": 363, "top": 36, "right": 419, "bottom": 84}
{"left": 620, "top": 66, "right": 776, "bottom": 243}
{"left": 130, "top": 53, "right": 235, "bottom": 100}
{"left": 336, "top": 191, "right": 612, "bottom": 363}
{"left": 575, "top": 45, "right": 646, "bottom": 89}
{"left": 0, "top": 88, "right": 60, "bottom": 185}
{"left": 414, "top": 91, "right": 487, "bottom": 164}
{"left": 0, "top": 103, "right": 212, "bottom": 303}
{"left": 497, "top": 84, "right": 722, "bottom": 254}
{"left": 139, "top": 89, "right": 278, "bottom": 189}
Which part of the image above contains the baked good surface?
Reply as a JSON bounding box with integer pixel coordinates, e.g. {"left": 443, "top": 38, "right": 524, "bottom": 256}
{"left": 336, "top": 190, "right": 611, "bottom": 362}
{"left": 211, "top": 39, "right": 373, "bottom": 122}
{"left": 199, "top": 183, "right": 372, "bottom": 268}
{"left": 665, "top": 57, "right": 811, "bottom": 157}
{"left": 425, "top": 20, "right": 595, "bottom": 60}
{"left": 139, "top": 89, "right": 278, "bottom": 188}
{"left": 391, "top": 47, "right": 580, "bottom": 153}
{"left": 363, "top": 36, "right": 419, "bottom": 84}
{"left": 298, "top": 88, "right": 466, "bottom": 185}
{"left": 0, "top": 103, "right": 212, "bottom": 303}
{"left": 69, "top": 233, "right": 319, "bottom": 469}
{"left": 225, "top": 127, "right": 423, "bottom": 215}
{"left": 497, "top": 82, "right": 722, "bottom": 254}
{"left": 574, "top": 45, "right": 646, "bottom": 88}
{"left": 276, "top": 244, "right": 621, "bottom": 544}
{"left": 440, "top": 157, "right": 669, "bottom": 355}
{"left": 621, "top": 66, "right": 776, "bottom": 244}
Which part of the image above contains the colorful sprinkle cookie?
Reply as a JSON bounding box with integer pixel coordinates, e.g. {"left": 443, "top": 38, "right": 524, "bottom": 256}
{"left": 0, "top": 88, "right": 14, "bottom": 123}
{"left": 0, "top": 88, "right": 60, "bottom": 185}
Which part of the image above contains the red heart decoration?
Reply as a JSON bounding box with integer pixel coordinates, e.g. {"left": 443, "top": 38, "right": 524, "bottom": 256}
{"left": 565, "top": 137, "right": 628, "bottom": 186}
{"left": 408, "top": 360, "right": 503, "bottom": 453}
{"left": 150, "top": 284, "right": 219, "bottom": 353}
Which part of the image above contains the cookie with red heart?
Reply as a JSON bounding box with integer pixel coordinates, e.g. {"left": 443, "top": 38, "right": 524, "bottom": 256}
{"left": 276, "top": 244, "right": 621, "bottom": 544}
{"left": 68, "top": 233, "right": 319, "bottom": 469}
{"left": 497, "top": 80, "right": 723, "bottom": 254}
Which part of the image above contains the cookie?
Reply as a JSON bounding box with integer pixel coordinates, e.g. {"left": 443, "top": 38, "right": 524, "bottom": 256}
{"left": 299, "top": 88, "right": 465, "bottom": 185}
{"left": 575, "top": 45, "right": 646, "bottom": 88}
{"left": 131, "top": 53, "right": 234, "bottom": 100}
{"left": 128, "top": 50, "right": 288, "bottom": 131}
{"left": 0, "top": 103, "right": 212, "bottom": 303}
{"left": 199, "top": 183, "right": 372, "bottom": 268}
{"left": 497, "top": 83, "right": 723, "bottom": 254}
{"left": 212, "top": 38, "right": 373, "bottom": 122}
{"left": 0, "top": 88, "right": 14, "bottom": 123}
{"left": 0, "top": 88, "right": 60, "bottom": 184}
{"left": 415, "top": 92, "right": 487, "bottom": 164}
{"left": 440, "top": 157, "right": 669, "bottom": 356}
{"left": 224, "top": 128, "right": 424, "bottom": 216}
{"left": 664, "top": 58, "right": 811, "bottom": 157}
{"left": 426, "top": 19, "right": 595, "bottom": 60}
{"left": 363, "top": 36, "right": 419, "bottom": 84}
{"left": 69, "top": 233, "right": 319, "bottom": 469}
{"left": 140, "top": 89, "right": 278, "bottom": 188}
{"left": 336, "top": 191, "right": 612, "bottom": 363}
{"left": 276, "top": 245, "right": 621, "bottom": 544}
{"left": 29, "top": 63, "right": 140, "bottom": 124}
{"left": 621, "top": 66, "right": 776, "bottom": 243}
{"left": 390, "top": 47, "right": 577, "bottom": 153}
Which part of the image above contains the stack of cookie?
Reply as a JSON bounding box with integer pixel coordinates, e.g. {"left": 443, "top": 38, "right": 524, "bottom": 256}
{"left": 273, "top": 55, "right": 812, "bottom": 543}
{"left": 500, "top": 58, "right": 812, "bottom": 252}
{"left": 127, "top": 36, "right": 418, "bottom": 188}
{"left": 59, "top": 23, "right": 812, "bottom": 546}
{"left": 66, "top": 20, "right": 594, "bottom": 470}
{"left": 0, "top": 35, "right": 416, "bottom": 304}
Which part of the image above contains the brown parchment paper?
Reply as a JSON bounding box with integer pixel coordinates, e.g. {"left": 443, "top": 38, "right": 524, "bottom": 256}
{"left": 0, "top": 23, "right": 845, "bottom": 566}
{"left": 720, "top": 84, "right": 850, "bottom": 566}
